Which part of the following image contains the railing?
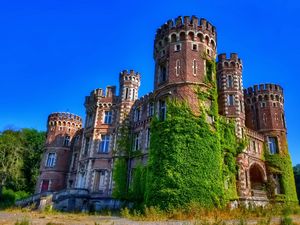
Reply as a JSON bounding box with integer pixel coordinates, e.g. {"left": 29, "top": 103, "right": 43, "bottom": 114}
{"left": 53, "top": 188, "right": 89, "bottom": 201}
{"left": 15, "top": 191, "right": 54, "bottom": 207}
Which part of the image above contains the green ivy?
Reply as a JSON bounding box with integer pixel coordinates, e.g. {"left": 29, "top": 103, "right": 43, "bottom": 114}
{"left": 265, "top": 151, "right": 298, "bottom": 203}
{"left": 145, "top": 100, "right": 226, "bottom": 209}
{"left": 112, "top": 158, "right": 128, "bottom": 199}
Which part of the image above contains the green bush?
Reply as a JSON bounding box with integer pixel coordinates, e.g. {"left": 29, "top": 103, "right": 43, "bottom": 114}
{"left": 14, "top": 219, "right": 30, "bottom": 225}
{"left": 0, "top": 188, "right": 29, "bottom": 209}
{"left": 280, "top": 216, "right": 294, "bottom": 225}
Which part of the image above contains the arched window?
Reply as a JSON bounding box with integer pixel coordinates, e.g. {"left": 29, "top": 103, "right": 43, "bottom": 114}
{"left": 192, "top": 60, "right": 197, "bottom": 75}
{"left": 171, "top": 34, "right": 177, "bottom": 42}
{"left": 175, "top": 59, "right": 180, "bottom": 76}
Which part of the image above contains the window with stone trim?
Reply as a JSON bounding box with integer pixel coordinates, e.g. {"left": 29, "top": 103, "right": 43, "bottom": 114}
{"left": 159, "top": 65, "right": 167, "bottom": 83}
{"left": 227, "top": 75, "right": 233, "bottom": 88}
{"left": 84, "top": 137, "right": 90, "bottom": 155}
{"left": 104, "top": 111, "right": 112, "bottom": 124}
{"left": 133, "top": 133, "right": 140, "bottom": 151}
{"left": 99, "top": 135, "right": 110, "bottom": 153}
{"left": 63, "top": 135, "right": 70, "bottom": 147}
{"left": 93, "top": 170, "right": 106, "bottom": 193}
{"left": 227, "top": 94, "right": 234, "bottom": 106}
{"left": 145, "top": 128, "right": 151, "bottom": 149}
{"left": 175, "top": 59, "right": 181, "bottom": 76}
{"left": 192, "top": 59, "right": 197, "bottom": 75}
{"left": 45, "top": 153, "right": 56, "bottom": 167}
{"left": 268, "top": 136, "right": 279, "bottom": 154}
{"left": 134, "top": 107, "right": 141, "bottom": 122}
{"left": 159, "top": 100, "right": 166, "bottom": 121}
{"left": 148, "top": 102, "right": 154, "bottom": 117}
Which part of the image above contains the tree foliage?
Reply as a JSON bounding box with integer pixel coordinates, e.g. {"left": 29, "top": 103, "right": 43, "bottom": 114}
{"left": 293, "top": 164, "right": 300, "bottom": 203}
{"left": 0, "top": 128, "right": 45, "bottom": 197}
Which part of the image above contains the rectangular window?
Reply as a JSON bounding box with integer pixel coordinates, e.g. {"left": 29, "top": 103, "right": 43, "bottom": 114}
{"left": 146, "top": 128, "right": 151, "bottom": 148}
{"left": 133, "top": 133, "right": 140, "bottom": 151}
{"left": 253, "top": 141, "right": 256, "bottom": 152}
{"left": 104, "top": 111, "right": 112, "bottom": 124}
{"left": 46, "top": 153, "right": 56, "bottom": 167}
{"left": 192, "top": 43, "right": 198, "bottom": 51}
{"left": 71, "top": 153, "right": 77, "bottom": 171}
{"left": 268, "top": 137, "right": 278, "bottom": 154}
{"left": 134, "top": 107, "right": 141, "bottom": 122}
{"left": 125, "top": 88, "right": 129, "bottom": 99}
{"left": 192, "top": 60, "right": 197, "bottom": 75}
{"left": 93, "top": 170, "right": 106, "bottom": 192}
{"left": 159, "top": 100, "right": 166, "bottom": 121}
{"left": 228, "top": 95, "right": 234, "bottom": 106}
{"left": 160, "top": 66, "right": 167, "bottom": 83}
{"left": 227, "top": 76, "right": 233, "bottom": 88}
{"left": 99, "top": 135, "right": 110, "bottom": 153}
{"left": 64, "top": 135, "right": 70, "bottom": 147}
{"left": 148, "top": 102, "right": 154, "bottom": 117}
{"left": 174, "top": 44, "right": 181, "bottom": 51}
{"left": 84, "top": 137, "right": 90, "bottom": 155}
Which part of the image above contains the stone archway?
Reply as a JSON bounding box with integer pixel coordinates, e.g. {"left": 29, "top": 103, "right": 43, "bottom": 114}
{"left": 249, "top": 163, "right": 266, "bottom": 191}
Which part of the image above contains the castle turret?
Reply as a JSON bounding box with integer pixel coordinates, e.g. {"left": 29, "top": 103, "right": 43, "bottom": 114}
{"left": 153, "top": 16, "right": 216, "bottom": 90}
{"left": 152, "top": 16, "right": 217, "bottom": 114}
{"left": 217, "top": 53, "right": 245, "bottom": 137}
{"left": 36, "top": 112, "right": 82, "bottom": 193}
{"left": 119, "top": 70, "right": 141, "bottom": 121}
{"left": 244, "top": 84, "right": 286, "bottom": 153}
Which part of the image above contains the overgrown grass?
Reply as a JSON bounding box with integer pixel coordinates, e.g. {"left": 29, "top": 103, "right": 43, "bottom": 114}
{"left": 119, "top": 203, "right": 300, "bottom": 221}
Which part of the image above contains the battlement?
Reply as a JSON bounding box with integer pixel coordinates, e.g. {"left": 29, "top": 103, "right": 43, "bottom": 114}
{"left": 48, "top": 112, "right": 82, "bottom": 128}
{"left": 119, "top": 69, "right": 141, "bottom": 90}
{"left": 244, "top": 83, "right": 283, "bottom": 96}
{"left": 217, "top": 53, "right": 243, "bottom": 71}
{"left": 155, "top": 16, "right": 216, "bottom": 43}
{"left": 120, "top": 69, "right": 140, "bottom": 81}
{"left": 133, "top": 92, "right": 154, "bottom": 107}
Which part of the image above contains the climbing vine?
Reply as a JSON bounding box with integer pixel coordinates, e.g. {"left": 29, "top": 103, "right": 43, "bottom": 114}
{"left": 145, "top": 100, "right": 226, "bottom": 209}
{"left": 144, "top": 56, "right": 244, "bottom": 209}
{"left": 265, "top": 149, "right": 298, "bottom": 203}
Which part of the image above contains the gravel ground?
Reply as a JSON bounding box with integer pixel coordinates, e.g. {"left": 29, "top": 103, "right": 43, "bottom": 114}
{"left": 0, "top": 211, "right": 300, "bottom": 225}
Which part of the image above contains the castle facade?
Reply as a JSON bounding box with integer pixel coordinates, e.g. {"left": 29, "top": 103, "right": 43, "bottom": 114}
{"left": 36, "top": 16, "right": 297, "bottom": 208}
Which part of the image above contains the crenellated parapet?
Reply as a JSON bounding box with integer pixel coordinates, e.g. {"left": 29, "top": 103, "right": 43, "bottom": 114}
{"left": 244, "top": 83, "right": 286, "bottom": 133}
{"left": 84, "top": 86, "right": 117, "bottom": 112}
{"left": 244, "top": 84, "right": 284, "bottom": 105}
{"left": 48, "top": 112, "right": 82, "bottom": 129}
{"left": 217, "top": 53, "right": 243, "bottom": 71}
{"left": 119, "top": 69, "right": 141, "bottom": 102}
{"left": 154, "top": 16, "right": 217, "bottom": 58}
{"left": 119, "top": 69, "right": 141, "bottom": 84}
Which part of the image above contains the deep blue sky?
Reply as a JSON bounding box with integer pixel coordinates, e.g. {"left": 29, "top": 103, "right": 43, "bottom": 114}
{"left": 0, "top": 0, "right": 299, "bottom": 164}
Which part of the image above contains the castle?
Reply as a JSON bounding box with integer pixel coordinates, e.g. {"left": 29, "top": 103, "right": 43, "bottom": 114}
{"left": 35, "top": 16, "right": 297, "bottom": 210}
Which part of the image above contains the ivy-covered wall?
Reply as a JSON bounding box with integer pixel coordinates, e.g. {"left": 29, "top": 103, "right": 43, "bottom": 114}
{"left": 265, "top": 152, "right": 298, "bottom": 203}
{"left": 112, "top": 56, "right": 297, "bottom": 209}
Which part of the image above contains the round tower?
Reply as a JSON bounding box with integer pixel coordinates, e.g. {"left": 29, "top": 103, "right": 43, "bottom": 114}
{"left": 36, "top": 112, "right": 82, "bottom": 193}
{"left": 154, "top": 16, "right": 216, "bottom": 90}
{"left": 217, "top": 53, "right": 245, "bottom": 137}
{"left": 119, "top": 70, "right": 141, "bottom": 122}
{"left": 153, "top": 16, "right": 217, "bottom": 113}
{"left": 119, "top": 69, "right": 141, "bottom": 102}
{"left": 244, "top": 84, "right": 286, "bottom": 154}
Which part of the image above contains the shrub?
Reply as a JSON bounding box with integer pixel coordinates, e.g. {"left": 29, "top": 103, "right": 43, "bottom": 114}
{"left": 280, "top": 216, "right": 294, "bottom": 225}
{"left": 14, "top": 219, "right": 30, "bottom": 225}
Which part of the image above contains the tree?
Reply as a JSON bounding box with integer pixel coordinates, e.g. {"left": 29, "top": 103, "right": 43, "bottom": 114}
{"left": 0, "top": 128, "right": 46, "bottom": 198}
{"left": 294, "top": 164, "right": 300, "bottom": 203}
{"left": 20, "top": 129, "right": 45, "bottom": 193}
{"left": 0, "top": 130, "right": 23, "bottom": 197}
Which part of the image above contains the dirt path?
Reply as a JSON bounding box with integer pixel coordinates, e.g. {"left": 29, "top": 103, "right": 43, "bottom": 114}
{"left": 0, "top": 211, "right": 300, "bottom": 225}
